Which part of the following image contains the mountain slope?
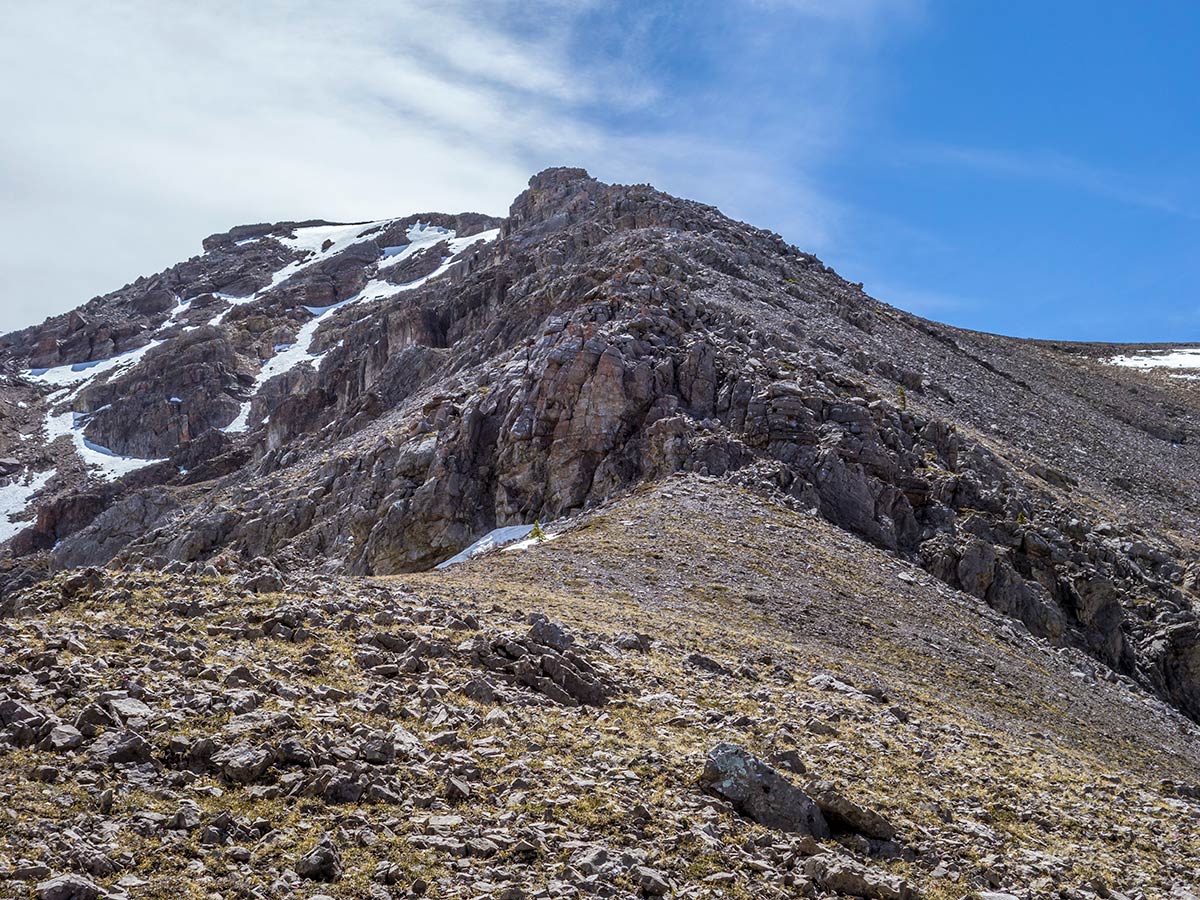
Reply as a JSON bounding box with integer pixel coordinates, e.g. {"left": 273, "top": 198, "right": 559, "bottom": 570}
{"left": 0, "top": 479, "right": 1197, "bottom": 899}
{"left": 1, "top": 167, "right": 1199, "bottom": 727}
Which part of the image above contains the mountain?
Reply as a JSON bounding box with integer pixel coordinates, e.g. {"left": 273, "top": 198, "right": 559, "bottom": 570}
{"left": 0, "top": 169, "right": 1198, "bottom": 899}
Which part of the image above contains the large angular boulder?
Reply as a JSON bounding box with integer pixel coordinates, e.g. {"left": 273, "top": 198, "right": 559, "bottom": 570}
{"left": 806, "top": 779, "right": 897, "bottom": 840}
{"left": 296, "top": 837, "right": 342, "bottom": 882}
{"left": 700, "top": 743, "right": 829, "bottom": 837}
{"left": 211, "top": 742, "right": 273, "bottom": 783}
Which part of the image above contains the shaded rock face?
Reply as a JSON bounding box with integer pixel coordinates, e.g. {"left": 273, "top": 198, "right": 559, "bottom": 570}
{"left": 77, "top": 330, "right": 244, "bottom": 458}
{"left": 2, "top": 168, "right": 1200, "bottom": 725}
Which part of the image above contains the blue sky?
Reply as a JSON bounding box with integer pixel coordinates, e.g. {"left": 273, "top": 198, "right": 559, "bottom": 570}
{"left": 2, "top": 1, "right": 1196, "bottom": 340}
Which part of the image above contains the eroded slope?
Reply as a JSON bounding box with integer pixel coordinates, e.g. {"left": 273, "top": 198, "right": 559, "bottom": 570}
{"left": 1, "top": 479, "right": 1196, "bottom": 900}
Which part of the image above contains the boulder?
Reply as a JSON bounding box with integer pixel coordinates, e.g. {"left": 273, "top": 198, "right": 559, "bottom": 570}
{"left": 88, "top": 729, "right": 152, "bottom": 765}
{"left": 48, "top": 724, "right": 85, "bottom": 751}
{"left": 211, "top": 742, "right": 273, "bottom": 783}
{"left": 700, "top": 743, "right": 829, "bottom": 837}
{"left": 296, "top": 837, "right": 343, "bottom": 881}
{"left": 35, "top": 875, "right": 100, "bottom": 900}
{"left": 806, "top": 779, "right": 897, "bottom": 840}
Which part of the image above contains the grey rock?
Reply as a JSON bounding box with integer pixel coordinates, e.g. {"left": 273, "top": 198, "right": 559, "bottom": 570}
{"left": 632, "top": 865, "right": 671, "bottom": 896}
{"left": 211, "top": 742, "right": 273, "bottom": 782}
{"left": 88, "top": 729, "right": 152, "bottom": 765}
{"left": 700, "top": 742, "right": 829, "bottom": 837}
{"left": 35, "top": 874, "right": 100, "bottom": 900}
{"left": 296, "top": 837, "right": 342, "bottom": 881}
{"left": 615, "top": 632, "right": 651, "bottom": 652}
{"left": 804, "top": 853, "right": 915, "bottom": 900}
{"left": 569, "top": 845, "right": 608, "bottom": 875}
{"left": 170, "top": 801, "right": 203, "bottom": 831}
{"left": 107, "top": 696, "right": 154, "bottom": 721}
{"left": 48, "top": 724, "right": 84, "bottom": 751}
{"left": 685, "top": 652, "right": 731, "bottom": 675}
{"left": 527, "top": 613, "right": 574, "bottom": 651}
{"left": 806, "top": 780, "right": 897, "bottom": 840}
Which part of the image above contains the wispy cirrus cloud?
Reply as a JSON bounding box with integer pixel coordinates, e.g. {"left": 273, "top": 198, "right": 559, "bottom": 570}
{"left": 0, "top": 0, "right": 921, "bottom": 333}
{"left": 898, "top": 143, "right": 1199, "bottom": 220}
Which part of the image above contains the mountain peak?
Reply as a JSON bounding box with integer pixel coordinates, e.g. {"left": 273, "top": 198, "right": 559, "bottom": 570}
{"left": 1, "top": 170, "right": 1199, "bottom": 731}
{"left": 2, "top": 168, "right": 1200, "bottom": 897}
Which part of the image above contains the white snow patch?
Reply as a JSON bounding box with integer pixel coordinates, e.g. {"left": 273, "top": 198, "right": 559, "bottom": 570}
{"left": 376, "top": 222, "right": 454, "bottom": 269}
{"left": 351, "top": 227, "right": 500, "bottom": 307}
{"left": 156, "top": 294, "right": 192, "bottom": 332}
{"left": 222, "top": 402, "right": 252, "bottom": 434}
{"left": 28, "top": 340, "right": 163, "bottom": 402}
{"left": 448, "top": 228, "right": 500, "bottom": 256}
{"left": 263, "top": 219, "right": 395, "bottom": 293}
{"left": 435, "top": 525, "right": 536, "bottom": 569}
{"left": 502, "top": 531, "right": 560, "bottom": 554}
{"left": 27, "top": 343, "right": 166, "bottom": 479}
{"left": 227, "top": 228, "right": 501, "bottom": 432}
{"left": 45, "top": 410, "right": 163, "bottom": 480}
{"left": 1108, "top": 348, "right": 1200, "bottom": 370}
{"left": 204, "top": 220, "right": 399, "bottom": 329}
{"left": 50, "top": 220, "right": 499, "bottom": 438}
{"left": 207, "top": 292, "right": 262, "bottom": 327}
{"left": 0, "top": 469, "right": 54, "bottom": 543}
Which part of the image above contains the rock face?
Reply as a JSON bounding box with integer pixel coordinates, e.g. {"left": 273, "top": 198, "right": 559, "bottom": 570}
{"left": 2, "top": 167, "right": 1200, "bottom": 727}
{"left": 700, "top": 743, "right": 830, "bottom": 837}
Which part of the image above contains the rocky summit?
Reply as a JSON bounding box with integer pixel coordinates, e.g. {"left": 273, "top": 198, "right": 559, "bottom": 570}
{"left": 0, "top": 168, "right": 1198, "bottom": 899}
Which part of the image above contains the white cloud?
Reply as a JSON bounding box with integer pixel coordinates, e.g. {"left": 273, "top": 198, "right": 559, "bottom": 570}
{"left": 0, "top": 0, "right": 918, "bottom": 334}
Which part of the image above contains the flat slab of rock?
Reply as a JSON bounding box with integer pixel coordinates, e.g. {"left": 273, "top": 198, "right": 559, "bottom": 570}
{"left": 88, "top": 729, "right": 151, "bottom": 765}
{"left": 804, "top": 853, "right": 915, "bottom": 900}
{"left": 107, "top": 696, "right": 153, "bottom": 721}
{"left": 701, "top": 742, "right": 830, "bottom": 837}
{"left": 48, "top": 724, "right": 84, "bottom": 751}
{"left": 211, "top": 742, "right": 273, "bottom": 783}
